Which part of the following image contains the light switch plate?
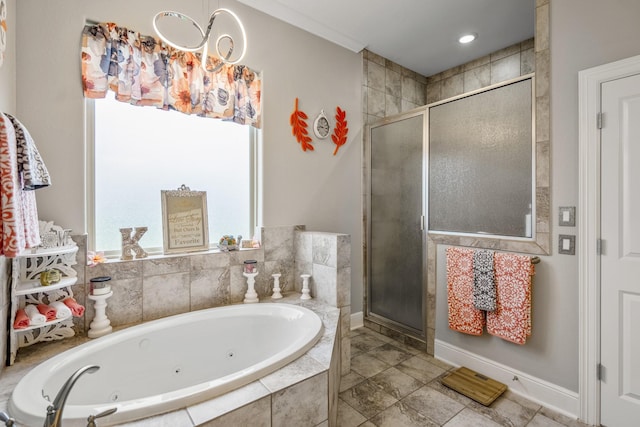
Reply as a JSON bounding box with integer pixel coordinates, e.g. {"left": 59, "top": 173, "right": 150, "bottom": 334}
{"left": 559, "top": 206, "right": 576, "bottom": 227}
{"left": 558, "top": 234, "right": 576, "bottom": 255}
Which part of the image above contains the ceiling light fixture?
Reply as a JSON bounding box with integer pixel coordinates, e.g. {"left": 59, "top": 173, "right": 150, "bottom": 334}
{"left": 153, "top": 9, "right": 247, "bottom": 72}
{"left": 458, "top": 33, "right": 477, "bottom": 44}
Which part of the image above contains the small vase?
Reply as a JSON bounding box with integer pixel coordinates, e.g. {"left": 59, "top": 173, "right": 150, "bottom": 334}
{"left": 300, "top": 274, "right": 312, "bottom": 300}
{"left": 271, "top": 273, "right": 283, "bottom": 299}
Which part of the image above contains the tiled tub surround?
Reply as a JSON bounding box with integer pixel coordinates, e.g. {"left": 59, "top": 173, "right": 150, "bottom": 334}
{"left": 0, "top": 296, "right": 341, "bottom": 426}
{"left": 295, "top": 231, "right": 351, "bottom": 375}
{"left": 1, "top": 225, "right": 349, "bottom": 424}
{"left": 78, "top": 225, "right": 350, "bottom": 374}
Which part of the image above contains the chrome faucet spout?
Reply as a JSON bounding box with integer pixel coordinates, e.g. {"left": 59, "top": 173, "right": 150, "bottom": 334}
{"left": 44, "top": 365, "right": 100, "bottom": 427}
{"left": 0, "top": 411, "right": 15, "bottom": 426}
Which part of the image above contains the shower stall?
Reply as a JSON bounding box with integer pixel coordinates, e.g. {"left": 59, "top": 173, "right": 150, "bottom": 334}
{"left": 365, "top": 110, "right": 427, "bottom": 341}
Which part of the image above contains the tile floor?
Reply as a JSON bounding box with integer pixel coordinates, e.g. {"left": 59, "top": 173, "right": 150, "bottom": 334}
{"left": 338, "top": 327, "right": 590, "bottom": 427}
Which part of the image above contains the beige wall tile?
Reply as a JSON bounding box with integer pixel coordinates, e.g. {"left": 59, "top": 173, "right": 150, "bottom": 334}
{"left": 463, "top": 64, "right": 491, "bottom": 92}
{"left": 142, "top": 272, "right": 190, "bottom": 321}
{"left": 441, "top": 74, "right": 464, "bottom": 99}
{"left": 385, "top": 68, "right": 401, "bottom": 96}
{"left": 491, "top": 53, "right": 522, "bottom": 84}
{"left": 367, "top": 61, "right": 386, "bottom": 91}
{"left": 272, "top": 372, "right": 328, "bottom": 427}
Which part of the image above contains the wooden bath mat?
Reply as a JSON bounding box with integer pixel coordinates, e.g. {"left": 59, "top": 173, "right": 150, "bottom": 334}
{"left": 441, "top": 367, "right": 507, "bottom": 406}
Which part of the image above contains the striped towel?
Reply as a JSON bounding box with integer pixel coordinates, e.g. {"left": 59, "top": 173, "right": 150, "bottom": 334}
{"left": 0, "top": 113, "right": 42, "bottom": 257}
{"left": 486, "top": 253, "right": 534, "bottom": 345}
{"left": 447, "top": 247, "right": 484, "bottom": 335}
{"left": 473, "top": 249, "right": 496, "bottom": 311}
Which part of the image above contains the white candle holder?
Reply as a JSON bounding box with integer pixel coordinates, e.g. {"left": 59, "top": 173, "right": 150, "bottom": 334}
{"left": 300, "top": 274, "right": 312, "bottom": 300}
{"left": 271, "top": 273, "right": 283, "bottom": 299}
{"left": 243, "top": 271, "right": 259, "bottom": 303}
{"left": 87, "top": 291, "right": 113, "bottom": 338}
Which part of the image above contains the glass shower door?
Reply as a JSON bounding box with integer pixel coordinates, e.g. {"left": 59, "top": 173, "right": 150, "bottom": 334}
{"left": 367, "top": 112, "right": 425, "bottom": 335}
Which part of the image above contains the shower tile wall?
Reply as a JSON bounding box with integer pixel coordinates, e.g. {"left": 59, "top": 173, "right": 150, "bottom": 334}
{"left": 425, "top": 38, "right": 535, "bottom": 104}
{"left": 362, "top": 9, "right": 549, "bottom": 355}
{"left": 362, "top": 49, "right": 427, "bottom": 125}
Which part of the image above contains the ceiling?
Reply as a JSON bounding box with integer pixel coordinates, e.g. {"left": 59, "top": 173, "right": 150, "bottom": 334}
{"left": 236, "top": 0, "right": 535, "bottom": 77}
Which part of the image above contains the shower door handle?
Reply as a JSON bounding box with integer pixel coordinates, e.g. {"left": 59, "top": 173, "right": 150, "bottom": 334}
{"left": 420, "top": 215, "right": 425, "bottom": 231}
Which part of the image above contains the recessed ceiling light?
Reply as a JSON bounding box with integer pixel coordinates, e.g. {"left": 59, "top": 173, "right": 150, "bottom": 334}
{"left": 458, "top": 33, "right": 477, "bottom": 44}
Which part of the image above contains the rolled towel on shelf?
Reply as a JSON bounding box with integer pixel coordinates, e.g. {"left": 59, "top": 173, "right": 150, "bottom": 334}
{"left": 13, "top": 309, "right": 30, "bottom": 329}
{"left": 63, "top": 297, "right": 85, "bottom": 317}
{"left": 24, "top": 304, "right": 46, "bottom": 325}
{"left": 36, "top": 304, "right": 57, "bottom": 322}
{"left": 50, "top": 301, "right": 72, "bottom": 319}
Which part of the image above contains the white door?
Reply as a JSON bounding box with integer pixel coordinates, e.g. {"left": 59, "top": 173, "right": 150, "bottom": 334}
{"left": 600, "top": 72, "right": 640, "bottom": 427}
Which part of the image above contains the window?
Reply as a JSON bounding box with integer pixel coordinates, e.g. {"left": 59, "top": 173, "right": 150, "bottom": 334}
{"left": 89, "top": 96, "right": 259, "bottom": 255}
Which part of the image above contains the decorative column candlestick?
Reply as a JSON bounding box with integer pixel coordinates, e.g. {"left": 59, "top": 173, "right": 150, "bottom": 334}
{"left": 271, "top": 273, "right": 283, "bottom": 299}
{"left": 300, "top": 274, "right": 312, "bottom": 300}
{"left": 87, "top": 291, "right": 113, "bottom": 338}
{"left": 243, "top": 272, "right": 259, "bottom": 303}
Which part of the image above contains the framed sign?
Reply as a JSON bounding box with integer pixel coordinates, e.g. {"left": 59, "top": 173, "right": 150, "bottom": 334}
{"left": 161, "top": 185, "right": 209, "bottom": 254}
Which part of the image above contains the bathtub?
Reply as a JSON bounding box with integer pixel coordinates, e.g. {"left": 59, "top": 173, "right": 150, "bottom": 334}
{"left": 8, "top": 303, "right": 323, "bottom": 426}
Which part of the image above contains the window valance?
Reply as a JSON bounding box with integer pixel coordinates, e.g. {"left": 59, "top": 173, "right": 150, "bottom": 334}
{"left": 81, "top": 22, "right": 262, "bottom": 128}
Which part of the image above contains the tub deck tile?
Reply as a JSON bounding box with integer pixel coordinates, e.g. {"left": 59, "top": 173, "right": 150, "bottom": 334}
{"left": 122, "top": 409, "right": 193, "bottom": 427}
{"left": 260, "top": 354, "right": 327, "bottom": 393}
{"left": 187, "top": 381, "right": 271, "bottom": 425}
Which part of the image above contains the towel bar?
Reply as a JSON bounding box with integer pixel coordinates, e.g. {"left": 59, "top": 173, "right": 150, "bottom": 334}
{"left": 531, "top": 256, "right": 540, "bottom": 264}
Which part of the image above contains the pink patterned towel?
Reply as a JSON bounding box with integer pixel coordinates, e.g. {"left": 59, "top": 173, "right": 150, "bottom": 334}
{"left": 486, "top": 253, "right": 535, "bottom": 345}
{"left": 446, "top": 247, "right": 485, "bottom": 335}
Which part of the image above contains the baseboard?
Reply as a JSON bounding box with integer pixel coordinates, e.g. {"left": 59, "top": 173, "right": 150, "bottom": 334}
{"left": 435, "top": 339, "right": 579, "bottom": 419}
{"left": 350, "top": 311, "right": 363, "bottom": 330}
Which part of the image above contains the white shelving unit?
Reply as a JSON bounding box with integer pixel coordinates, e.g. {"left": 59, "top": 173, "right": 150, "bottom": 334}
{"left": 8, "top": 242, "right": 79, "bottom": 365}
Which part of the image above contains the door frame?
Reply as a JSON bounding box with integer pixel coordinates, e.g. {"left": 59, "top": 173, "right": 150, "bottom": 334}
{"left": 578, "top": 53, "right": 640, "bottom": 425}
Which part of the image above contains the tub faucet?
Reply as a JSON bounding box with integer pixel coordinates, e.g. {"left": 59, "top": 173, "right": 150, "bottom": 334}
{"left": 44, "top": 365, "right": 100, "bottom": 427}
{"left": 0, "top": 411, "right": 15, "bottom": 426}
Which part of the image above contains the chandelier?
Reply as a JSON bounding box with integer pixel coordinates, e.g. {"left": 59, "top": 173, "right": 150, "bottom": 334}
{"left": 153, "top": 8, "right": 247, "bottom": 72}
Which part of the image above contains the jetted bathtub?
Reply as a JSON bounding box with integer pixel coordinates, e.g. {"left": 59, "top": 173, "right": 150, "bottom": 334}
{"left": 8, "top": 303, "right": 323, "bottom": 426}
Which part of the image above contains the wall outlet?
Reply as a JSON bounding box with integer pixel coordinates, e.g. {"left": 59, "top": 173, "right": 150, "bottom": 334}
{"left": 558, "top": 234, "right": 576, "bottom": 255}
{"left": 559, "top": 206, "right": 576, "bottom": 227}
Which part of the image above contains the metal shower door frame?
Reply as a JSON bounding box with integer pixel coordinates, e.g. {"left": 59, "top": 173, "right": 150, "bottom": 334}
{"left": 364, "top": 107, "right": 429, "bottom": 341}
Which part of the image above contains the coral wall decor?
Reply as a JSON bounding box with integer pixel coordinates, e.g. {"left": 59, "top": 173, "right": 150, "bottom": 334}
{"left": 331, "top": 106, "right": 348, "bottom": 155}
{"left": 289, "top": 98, "right": 314, "bottom": 152}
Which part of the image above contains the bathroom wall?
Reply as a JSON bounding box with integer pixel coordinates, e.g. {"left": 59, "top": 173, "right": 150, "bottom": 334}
{"left": 0, "top": 0, "right": 15, "bottom": 114}
{"left": 14, "top": 0, "right": 363, "bottom": 319}
{"left": 435, "top": 0, "right": 640, "bottom": 399}
{"left": 0, "top": 0, "right": 15, "bottom": 375}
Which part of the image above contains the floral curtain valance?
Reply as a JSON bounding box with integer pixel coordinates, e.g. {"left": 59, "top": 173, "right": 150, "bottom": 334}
{"left": 81, "top": 22, "right": 262, "bottom": 128}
